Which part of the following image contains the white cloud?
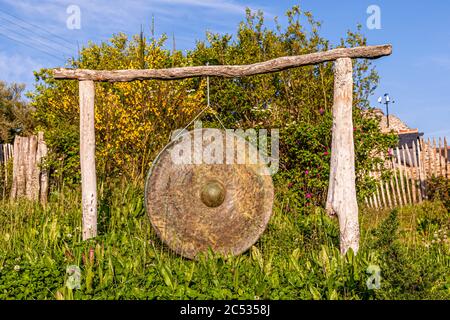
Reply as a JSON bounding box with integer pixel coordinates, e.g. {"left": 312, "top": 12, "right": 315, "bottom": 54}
{"left": 2, "top": 0, "right": 271, "bottom": 28}
{"left": 0, "top": 52, "right": 42, "bottom": 89}
{"left": 0, "top": 0, "right": 274, "bottom": 89}
{"left": 154, "top": 0, "right": 248, "bottom": 14}
{"left": 0, "top": 0, "right": 277, "bottom": 58}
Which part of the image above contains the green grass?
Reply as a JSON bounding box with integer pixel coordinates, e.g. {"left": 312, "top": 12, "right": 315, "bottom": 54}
{"left": 0, "top": 184, "right": 449, "bottom": 300}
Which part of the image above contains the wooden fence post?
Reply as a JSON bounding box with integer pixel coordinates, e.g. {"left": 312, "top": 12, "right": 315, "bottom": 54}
{"left": 11, "top": 136, "right": 23, "bottom": 198}
{"left": 415, "top": 140, "right": 424, "bottom": 202}
{"left": 392, "top": 158, "right": 403, "bottom": 207}
{"left": 384, "top": 174, "right": 393, "bottom": 208}
{"left": 432, "top": 138, "right": 437, "bottom": 177}
{"left": 377, "top": 163, "right": 387, "bottom": 207}
{"left": 25, "top": 135, "right": 38, "bottom": 200}
{"left": 418, "top": 139, "right": 427, "bottom": 199}
{"left": 367, "top": 195, "right": 373, "bottom": 209}
{"left": 2, "top": 144, "right": 13, "bottom": 199}
{"left": 438, "top": 138, "right": 443, "bottom": 177}
{"left": 396, "top": 147, "right": 407, "bottom": 205}
{"left": 426, "top": 138, "right": 431, "bottom": 178}
{"left": 9, "top": 133, "right": 48, "bottom": 202}
{"left": 369, "top": 170, "right": 380, "bottom": 209}
{"left": 389, "top": 168, "right": 397, "bottom": 207}
{"left": 401, "top": 145, "right": 412, "bottom": 205}
{"left": 37, "top": 132, "right": 49, "bottom": 204}
{"left": 445, "top": 138, "right": 448, "bottom": 179}
{"left": 407, "top": 143, "right": 417, "bottom": 204}
{"left": 79, "top": 80, "right": 98, "bottom": 240}
{"left": 326, "top": 57, "right": 359, "bottom": 255}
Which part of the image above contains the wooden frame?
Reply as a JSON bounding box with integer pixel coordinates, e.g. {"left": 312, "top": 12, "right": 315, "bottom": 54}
{"left": 52, "top": 44, "right": 392, "bottom": 254}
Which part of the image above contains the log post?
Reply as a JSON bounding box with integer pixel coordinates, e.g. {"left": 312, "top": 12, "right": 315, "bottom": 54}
{"left": 10, "top": 138, "right": 19, "bottom": 199}
{"left": 391, "top": 157, "right": 403, "bottom": 207}
{"left": 37, "top": 132, "right": 49, "bottom": 204}
{"left": 326, "top": 57, "right": 359, "bottom": 255}
{"left": 79, "top": 80, "right": 97, "bottom": 240}
{"left": 418, "top": 138, "right": 427, "bottom": 199}
{"left": 445, "top": 137, "right": 448, "bottom": 179}
{"left": 26, "top": 135, "right": 38, "bottom": 200}
{"left": 377, "top": 163, "right": 387, "bottom": 207}
{"left": 401, "top": 145, "right": 412, "bottom": 205}
{"left": 9, "top": 133, "right": 48, "bottom": 203}
{"left": 412, "top": 141, "right": 422, "bottom": 202}
{"left": 406, "top": 144, "right": 417, "bottom": 204}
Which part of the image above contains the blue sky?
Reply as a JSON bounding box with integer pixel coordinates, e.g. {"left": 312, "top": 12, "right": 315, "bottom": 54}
{"left": 0, "top": 0, "right": 448, "bottom": 141}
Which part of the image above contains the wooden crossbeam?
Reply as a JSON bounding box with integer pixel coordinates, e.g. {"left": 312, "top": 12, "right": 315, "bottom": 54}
{"left": 53, "top": 45, "right": 392, "bottom": 82}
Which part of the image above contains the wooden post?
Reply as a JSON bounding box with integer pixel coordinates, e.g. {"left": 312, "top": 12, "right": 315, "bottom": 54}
{"left": 432, "top": 138, "right": 437, "bottom": 177}
{"left": 438, "top": 137, "right": 443, "bottom": 177}
{"left": 384, "top": 173, "right": 393, "bottom": 208}
{"left": 391, "top": 158, "right": 402, "bottom": 207}
{"left": 427, "top": 138, "right": 432, "bottom": 179}
{"left": 326, "top": 57, "right": 359, "bottom": 255}
{"left": 25, "top": 135, "right": 38, "bottom": 200}
{"left": 396, "top": 147, "right": 407, "bottom": 205}
{"left": 12, "top": 137, "right": 25, "bottom": 198}
{"left": 3, "top": 144, "right": 8, "bottom": 199}
{"left": 10, "top": 134, "right": 48, "bottom": 203}
{"left": 369, "top": 171, "right": 380, "bottom": 209}
{"left": 402, "top": 145, "right": 412, "bottom": 205}
{"left": 380, "top": 155, "right": 393, "bottom": 208}
{"left": 37, "top": 132, "right": 49, "bottom": 204}
{"left": 406, "top": 144, "right": 417, "bottom": 204}
{"left": 79, "top": 80, "right": 97, "bottom": 240}
{"left": 377, "top": 163, "right": 387, "bottom": 207}
{"left": 418, "top": 139, "right": 427, "bottom": 200}
{"left": 389, "top": 161, "right": 398, "bottom": 208}
{"left": 368, "top": 195, "right": 373, "bottom": 209}
{"left": 391, "top": 179, "right": 397, "bottom": 206}
{"left": 375, "top": 183, "right": 382, "bottom": 208}
{"left": 412, "top": 141, "right": 423, "bottom": 202}
{"left": 364, "top": 197, "right": 370, "bottom": 208}
{"left": 372, "top": 193, "right": 379, "bottom": 209}
{"left": 445, "top": 137, "right": 448, "bottom": 179}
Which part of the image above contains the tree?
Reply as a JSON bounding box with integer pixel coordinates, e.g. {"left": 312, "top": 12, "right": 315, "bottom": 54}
{"left": 0, "top": 81, "right": 34, "bottom": 143}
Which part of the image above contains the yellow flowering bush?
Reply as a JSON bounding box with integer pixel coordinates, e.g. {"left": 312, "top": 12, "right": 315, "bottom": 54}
{"left": 31, "top": 33, "right": 205, "bottom": 184}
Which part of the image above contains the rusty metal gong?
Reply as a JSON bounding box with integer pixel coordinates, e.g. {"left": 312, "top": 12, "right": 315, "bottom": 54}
{"left": 145, "top": 128, "right": 274, "bottom": 259}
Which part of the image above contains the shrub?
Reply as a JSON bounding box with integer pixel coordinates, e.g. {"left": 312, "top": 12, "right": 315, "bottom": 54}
{"left": 426, "top": 176, "right": 450, "bottom": 212}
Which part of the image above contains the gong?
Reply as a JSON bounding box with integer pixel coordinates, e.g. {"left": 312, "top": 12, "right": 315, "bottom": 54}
{"left": 145, "top": 128, "right": 274, "bottom": 259}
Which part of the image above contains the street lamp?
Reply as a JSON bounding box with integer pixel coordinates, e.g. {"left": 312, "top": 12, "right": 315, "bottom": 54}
{"left": 378, "top": 93, "right": 395, "bottom": 128}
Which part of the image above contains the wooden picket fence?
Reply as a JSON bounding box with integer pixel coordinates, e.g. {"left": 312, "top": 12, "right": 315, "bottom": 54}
{"left": 0, "top": 133, "right": 49, "bottom": 203}
{"left": 0, "top": 143, "right": 14, "bottom": 198}
{"left": 0, "top": 143, "right": 13, "bottom": 163}
{"left": 365, "top": 137, "right": 449, "bottom": 209}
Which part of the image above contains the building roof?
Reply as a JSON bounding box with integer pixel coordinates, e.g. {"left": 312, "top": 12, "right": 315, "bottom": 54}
{"left": 370, "top": 108, "right": 414, "bottom": 133}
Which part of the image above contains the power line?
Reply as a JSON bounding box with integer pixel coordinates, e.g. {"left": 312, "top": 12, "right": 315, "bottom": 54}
{"left": 0, "top": 8, "right": 75, "bottom": 48}
{"left": 0, "top": 22, "right": 73, "bottom": 58}
{"left": 0, "top": 14, "right": 75, "bottom": 53}
{"left": 0, "top": 30, "right": 66, "bottom": 63}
